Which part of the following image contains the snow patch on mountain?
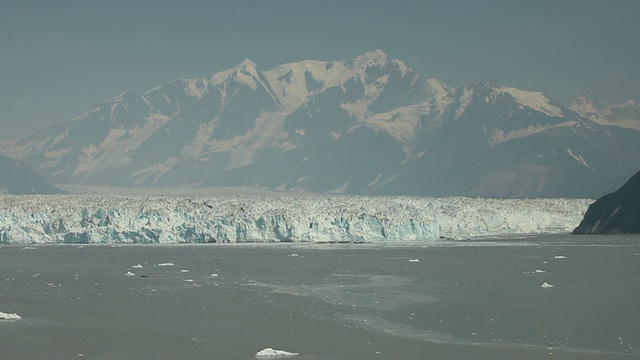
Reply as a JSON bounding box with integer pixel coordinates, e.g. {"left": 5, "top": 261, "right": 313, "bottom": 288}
{"left": 455, "top": 87, "right": 475, "bottom": 118}
{"left": 264, "top": 61, "right": 328, "bottom": 111}
{"left": 364, "top": 103, "right": 432, "bottom": 143}
{"left": 494, "top": 87, "right": 564, "bottom": 117}
{"left": 570, "top": 97, "right": 640, "bottom": 130}
{"left": 43, "top": 147, "right": 72, "bottom": 160}
{"left": 231, "top": 59, "right": 262, "bottom": 91}
{"left": 566, "top": 148, "right": 595, "bottom": 170}
{"left": 182, "top": 78, "right": 210, "bottom": 99}
{"left": 130, "top": 156, "right": 180, "bottom": 186}
{"left": 426, "top": 79, "right": 449, "bottom": 95}
{"left": 489, "top": 121, "right": 578, "bottom": 146}
{"left": 74, "top": 116, "right": 172, "bottom": 178}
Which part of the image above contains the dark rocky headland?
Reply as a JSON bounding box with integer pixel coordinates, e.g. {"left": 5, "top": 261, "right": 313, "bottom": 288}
{"left": 573, "top": 170, "right": 640, "bottom": 234}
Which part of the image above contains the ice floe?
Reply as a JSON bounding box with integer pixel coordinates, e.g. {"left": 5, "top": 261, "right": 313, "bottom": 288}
{"left": 554, "top": 256, "right": 567, "bottom": 259}
{"left": 132, "top": 264, "right": 143, "bottom": 268}
{"left": 0, "top": 312, "right": 21, "bottom": 320}
{"left": 540, "top": 282, "right": 554, "bottom": 288}
{"left": 125, "top": 271, "right": 135, "bottom": 277}
{"left": 158, "top": 262, "right": 174, "bottom": 267}
{"left": 255, "top": 347, "right": 299, "bottom": 358}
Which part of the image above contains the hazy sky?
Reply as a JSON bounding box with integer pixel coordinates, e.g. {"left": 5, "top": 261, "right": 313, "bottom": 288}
{"left": 1, "top": 0, "right": 639, "bottom": 140}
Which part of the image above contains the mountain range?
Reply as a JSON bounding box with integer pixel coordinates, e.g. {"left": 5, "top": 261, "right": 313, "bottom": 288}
{"left": 1, "top": 50, "right": 639, "bottom": 198}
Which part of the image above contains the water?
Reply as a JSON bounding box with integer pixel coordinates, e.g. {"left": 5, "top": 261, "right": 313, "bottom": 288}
{"left": 0, "top": 234, "right": 638, "bottom": 359}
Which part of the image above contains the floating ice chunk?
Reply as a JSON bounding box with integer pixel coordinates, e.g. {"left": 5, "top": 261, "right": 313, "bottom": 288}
{"left": 125, "top": 271, "right": 135, "bottom": 277}
{"left": 287, "top": 254, "right": 299, "bottom": 257}
{"left": 255, "top": 348, "right": 299, "bottom": 358}
{"left": 554, "top": 256, "right": 567, "bottom": 259}
{"left": 0, "top": 312, "right": 21, "bottom": 320}
{"left": 132, "top": 264, "right": 143, "bottom": 269}
{"left": 21, "top": 247, "right": 37, "bottom": 250}
{"left": 408, "top": 259, "right": 420, "bottom": 262}
{"left": 180, "top": 269, "right": 189, "bottom": 273}
{"left": 522, "top": 270, "right": 545, "bottom": 274}
{"left": 210, "top": 273, "right": 219, "bottom": 277}
{"left": 540, "top": 282, "right": 554, "bottom": 288}
{"left": 183, "top": 279, "right": 194, "bottom": 282}
{"left": 158, "top": 262, "right": 174, "bottom": 267}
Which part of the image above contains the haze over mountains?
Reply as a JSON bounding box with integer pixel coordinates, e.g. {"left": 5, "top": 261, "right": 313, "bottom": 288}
{"left": 0, "top": 154, "right": 59, "bottom": 195}
{"left": 1, "top": 50, "right": 639, "bottom": 198}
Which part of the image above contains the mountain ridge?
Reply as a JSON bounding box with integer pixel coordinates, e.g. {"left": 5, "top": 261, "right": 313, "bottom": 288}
{"left": 1, "top": 50, "right": 639, "bottom": 198}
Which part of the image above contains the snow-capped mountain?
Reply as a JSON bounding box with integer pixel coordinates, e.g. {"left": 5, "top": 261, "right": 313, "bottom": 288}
{"left": 1, "top": 50, "right": 639, "bottom": 198}
{"left": 0, "top": 154, "right": 60, "bottom": 195}
{"left": 382, "top": 82, "right": 640, "bottom": 198}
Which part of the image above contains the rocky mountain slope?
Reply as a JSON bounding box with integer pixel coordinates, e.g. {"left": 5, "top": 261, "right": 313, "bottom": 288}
{"left": 0, "top": 154, "right": 60, "bottom": 195}
{"left": 2, "top": 50, "right": 639, "bottom": 198}
{"left": 572, "top": 170, "right": 640, "bottom": 234}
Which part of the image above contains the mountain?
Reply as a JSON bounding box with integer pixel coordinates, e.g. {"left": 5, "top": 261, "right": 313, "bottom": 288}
{"left": 380, "top": 84, "right": 640, "bottom": 198}
{"left": 0, "top": 154, "right": 60, "bottom": 194}
{"left": 572, "top": 170, "right": 640, "bottom": 234}
{"left": 1, "top": 50, "right": 639, "bottom": 198}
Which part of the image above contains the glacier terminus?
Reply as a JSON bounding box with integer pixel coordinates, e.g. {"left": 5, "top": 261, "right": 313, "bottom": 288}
{"left": 0, "top": 195, "right": 591, "bottom": 244}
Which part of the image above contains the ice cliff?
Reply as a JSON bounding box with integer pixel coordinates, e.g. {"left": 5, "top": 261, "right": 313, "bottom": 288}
{"left": 0, "top": 195, "right": 591, "bottom": 244}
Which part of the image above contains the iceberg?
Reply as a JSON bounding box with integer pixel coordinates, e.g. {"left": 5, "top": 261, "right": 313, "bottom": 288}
{"left": 255, "top": 348, "right": 299, "bottom": 358}
{"left": 0, "top": 195, "right": 591, "bottom": 244}
{"left": 0, "top": 312, "right": 21, "bottom": 320}
{"left": 541, "top": 282, "right": 554, "bottom": 288}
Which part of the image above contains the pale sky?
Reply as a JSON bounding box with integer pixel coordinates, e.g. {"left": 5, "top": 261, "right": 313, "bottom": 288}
{"left": 1, "top": 0, "right": 639, "bottom": 140}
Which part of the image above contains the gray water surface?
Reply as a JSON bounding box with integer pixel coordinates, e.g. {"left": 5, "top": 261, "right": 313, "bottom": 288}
{"left": 0, "top": 235, "right": 639, "bottom": 359}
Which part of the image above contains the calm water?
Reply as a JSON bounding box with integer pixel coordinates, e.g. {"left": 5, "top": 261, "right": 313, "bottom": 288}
{"left": 0, "top": 235, "right": 639, "bottom": 359}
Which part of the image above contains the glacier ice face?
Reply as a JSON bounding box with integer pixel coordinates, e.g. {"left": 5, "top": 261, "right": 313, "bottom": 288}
{"left": 0, "top": 195, "right": 591, "bottom": 245}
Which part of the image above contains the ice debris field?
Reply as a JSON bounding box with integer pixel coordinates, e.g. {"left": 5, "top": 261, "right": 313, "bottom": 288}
{"left": 0, "top": 195, "right": 591, "bottom": 244}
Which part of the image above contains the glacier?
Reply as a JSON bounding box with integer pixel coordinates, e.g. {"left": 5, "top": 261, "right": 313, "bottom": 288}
{"left": 0, "top": 195, "right": 591, "bottom": 245}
